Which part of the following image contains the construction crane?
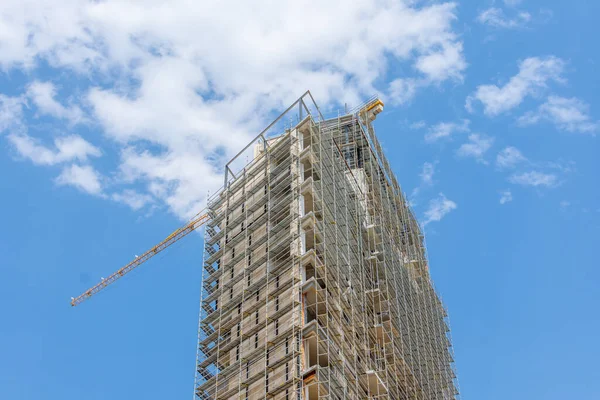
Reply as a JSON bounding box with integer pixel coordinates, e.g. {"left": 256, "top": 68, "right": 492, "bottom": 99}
{"left": 70, "top": 209, "right": 210, "bottom": 307}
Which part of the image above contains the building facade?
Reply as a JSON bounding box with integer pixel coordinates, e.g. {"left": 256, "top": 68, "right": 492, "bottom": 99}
{"left": 195, "top": 94, "right": 458, "bottom": 400}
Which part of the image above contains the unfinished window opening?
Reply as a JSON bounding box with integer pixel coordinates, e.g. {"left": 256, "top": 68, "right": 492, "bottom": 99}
{"left": 305, "top": 307, "right": 316, "bottom": 323}
{"left": 305, "top": 263, "right": 315, "bottom": 280}
{"left": 343, "top": 312, "right": 350, "bottom": 324}
{"left": 357, "top": 146, "right": 364, "bottom": 168}
{"left": 300, "top": 129, "right": 311, "bottom": 150}
{"left": 285, "top": 362, "right": 289, "bottom": 380}
{"left": 302, "top": 160, "right": 313, "bottom": 182}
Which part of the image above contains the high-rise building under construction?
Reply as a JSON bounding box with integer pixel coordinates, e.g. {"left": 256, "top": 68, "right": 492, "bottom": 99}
{"left": 195, "top": 93, "right": 459, "bottom": 400}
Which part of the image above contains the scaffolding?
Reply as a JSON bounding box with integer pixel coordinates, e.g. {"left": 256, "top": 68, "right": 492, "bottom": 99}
{"left": 194, "top": 92, "right": 459, "bottom": 400}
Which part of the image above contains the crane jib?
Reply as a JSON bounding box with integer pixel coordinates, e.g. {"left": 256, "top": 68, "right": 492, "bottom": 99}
{"left": 70, "top": 211, "right": 209, "bottom": 307}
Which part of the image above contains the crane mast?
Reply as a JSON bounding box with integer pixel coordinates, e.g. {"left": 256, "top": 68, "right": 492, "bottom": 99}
{"left": 70, "top": 209, "right": 210, "bottom": 307}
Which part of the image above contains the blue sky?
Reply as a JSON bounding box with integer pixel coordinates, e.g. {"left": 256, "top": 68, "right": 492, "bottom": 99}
{"left": 1, "top": 0, "right": 599, "bottom": 399}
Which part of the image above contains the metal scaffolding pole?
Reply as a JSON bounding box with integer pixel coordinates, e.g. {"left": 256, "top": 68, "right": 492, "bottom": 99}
{"left": 194, "top": 94, "right": 458, "bottom": 400}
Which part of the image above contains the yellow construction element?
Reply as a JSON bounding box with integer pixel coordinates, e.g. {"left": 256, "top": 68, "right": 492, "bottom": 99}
{"left": 366, "top": 99, "right": 384, "bottom": 112}
{"left": 70, "top": 209, "right": 210, "bottom": 307}
{"left": 359, "top": 98, "right": 385, "bottom": 122}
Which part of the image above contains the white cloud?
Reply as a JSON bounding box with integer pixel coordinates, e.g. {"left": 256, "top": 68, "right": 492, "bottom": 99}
{"left": 410, "top": 121, "right": 426, "bottom": 130}
{"left": 411, "top": 161, "right": 436, "bottom": 202}
{"left": 509, "top": 171, "right": 558, "bottom": 187}
{"left": 423, "top": 193, "right": 457, "bottom": 226}
{"left": 420, "top": 162, "right": 435, "bottom": 186}
{"left": 425, "top": 119, "right": 470, "bottom": 142}
{"left": 499, "top": 190, "right": 513, "bottom": 204}
{"left": 519, "top": 96, "right": 598, "bottom": 134}
{"left": 0, "top": 0, "right": 466, "bottom": 219}
{"left": 543, "top": 160, "right": 576, "bottom": 174}
{"left": 496, "top": 146, "right": 527, "bottom": 169}
{"left": 456, "top": 133, "right": 494, "bottom": 163}
{"left": 498, "top": 150, "right": 570, "bottom": 190}
{"left": 415, "top": 42, "right": 466, "bottom": 82}
{"left": 0, "top": 95, "right": 25, "bottom": 134}
{"left": 26, "top": 81, "right": 85, "bottom": 124}
{"left": 56, "top": 164, "right": 103, "bottom": 195}
{"left": 466, "top": 56, "right": 565, "bottom": 116}
{"left": 388, "top": 78, "right": 418, "bottom": 106}
{"left": 8, "top": 134, "right": 101, "bottom": 165}
{"left": 117, "top": 148, "right": 223, "bottom": 218}
{"left": 111, "top": 189, "right": 154, "bottom": 211}
{"left": 504, "top": 0, "right": 522, "bottom": 6}
{"left": 477, "top": 7, "right": 531, "bottom": 29}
